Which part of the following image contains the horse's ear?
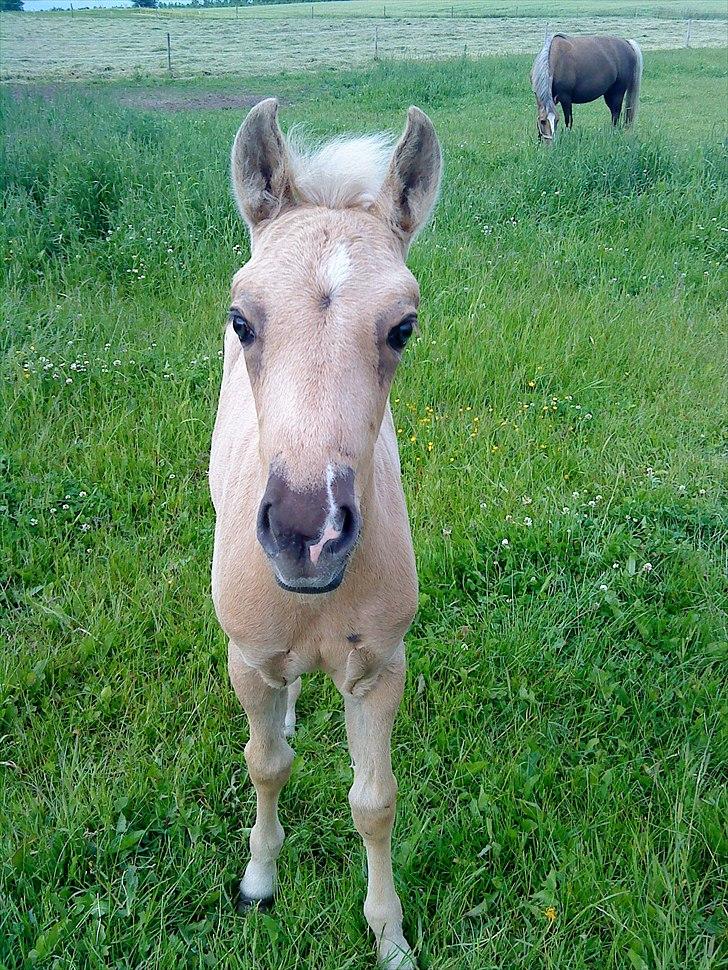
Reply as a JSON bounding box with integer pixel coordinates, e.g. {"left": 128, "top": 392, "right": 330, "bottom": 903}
{"left": 374, "top": 106, "right": 442, "bottom": 254}
{"left": 231, "top": 98, "right": 296, "bottom": 230}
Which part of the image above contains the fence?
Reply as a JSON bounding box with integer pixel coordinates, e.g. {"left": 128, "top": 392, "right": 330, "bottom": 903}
{"left": 3, "top": 8, "right": 726, "bottom": 81}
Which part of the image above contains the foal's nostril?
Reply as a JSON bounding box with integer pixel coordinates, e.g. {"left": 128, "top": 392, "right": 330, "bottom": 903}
{"left": 256, "top": 502, "right": 276, "bottom": 555}
{"left": 337, "top": 504, "right": 358, "bottom": 548}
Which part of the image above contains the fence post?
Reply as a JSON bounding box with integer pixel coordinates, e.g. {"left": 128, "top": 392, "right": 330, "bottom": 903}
{"left": 167, "top": 32, "right": 172, "bottom": 73}
{"left": 70, "top": 2, "right": 73, "bottom": 16}
{"left": 374, "top": 26, "right": 379, "bottom": 60}
{"left": 311, "top": 4, "right": 314, "bottom": 18}
{"left": 383, "top": 4, "right": 386, "bottom": 16}
{"left": 685, "top": 19, "right": 692, "bottom": 47}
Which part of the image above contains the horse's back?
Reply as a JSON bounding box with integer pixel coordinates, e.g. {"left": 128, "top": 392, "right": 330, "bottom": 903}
{"left": 551, "top": 34, "right": 636, "bottom": 104}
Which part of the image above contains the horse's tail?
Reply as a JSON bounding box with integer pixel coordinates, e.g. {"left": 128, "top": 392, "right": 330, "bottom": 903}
{"left": 625, "top": 40, "right": 643, "bottom": 126}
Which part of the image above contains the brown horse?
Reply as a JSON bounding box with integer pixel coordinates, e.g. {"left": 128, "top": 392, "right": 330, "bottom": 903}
{"left": 531, "top": 33, "right": 643, "bottom": 142}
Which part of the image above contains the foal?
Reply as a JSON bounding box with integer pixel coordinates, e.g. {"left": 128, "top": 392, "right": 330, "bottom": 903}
{"left": 209, "top": 99, "right": 441, "bottom": 967}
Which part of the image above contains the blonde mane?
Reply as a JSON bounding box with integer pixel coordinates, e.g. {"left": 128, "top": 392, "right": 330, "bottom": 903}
{"left": 530, "top": 34, "right": 558, "bottom": 114}
{"left": 287, "top": 130, "right": 395, "bottom": 211}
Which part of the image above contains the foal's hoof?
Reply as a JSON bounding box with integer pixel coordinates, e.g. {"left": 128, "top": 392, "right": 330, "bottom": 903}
{"left": 377, "top": 934, "right": 416, "bottom": 969}
{"left": 236, "top": 891, "right": 275, "bottom": 914}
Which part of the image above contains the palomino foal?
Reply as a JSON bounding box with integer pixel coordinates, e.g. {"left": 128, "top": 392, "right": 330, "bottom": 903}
{"left": 209, "top": 99, "right": 441, "bottom": 967}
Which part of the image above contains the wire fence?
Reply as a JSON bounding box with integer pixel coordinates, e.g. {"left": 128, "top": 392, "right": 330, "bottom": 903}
{"left": 3, "top": 8, "right": 726, "bottom": 80}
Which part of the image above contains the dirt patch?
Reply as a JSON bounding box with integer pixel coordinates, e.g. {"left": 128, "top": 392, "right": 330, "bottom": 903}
{"left": 118, "top": 92, "right": 276, "bottom": 112}
{"left": 7, "top": 83, "right": 64, "bottom": 102}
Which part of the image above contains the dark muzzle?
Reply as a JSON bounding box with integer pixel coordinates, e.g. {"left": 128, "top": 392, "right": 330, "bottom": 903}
{"left": 257, "top": 464, "right": 361, "bottom": 593}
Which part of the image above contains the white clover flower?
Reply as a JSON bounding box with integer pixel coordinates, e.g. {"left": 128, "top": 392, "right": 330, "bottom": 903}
{"left": 599, "top": 584, "right": 608, "bottom": 591}
{"left": 524, "top": 517, "right": 532, "bottom": 527}
{"left": 501, "top": 538, "right": 509, "bottom": 547}
{"left": 30, "top": 518, "right": 38, "bottom": 526}
{"left": 643, "top": 563, "right": 653, "bottom": 573}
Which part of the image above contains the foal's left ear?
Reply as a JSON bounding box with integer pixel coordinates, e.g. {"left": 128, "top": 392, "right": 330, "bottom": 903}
{"left": 374, "top": 106, "right": 442, "bottom": 253}
{"left": 231, "top": 98, "right": 296, "bottom": 230}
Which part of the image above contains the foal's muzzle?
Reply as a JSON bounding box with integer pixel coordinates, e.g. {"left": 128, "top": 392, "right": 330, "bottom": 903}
{"left": 256, "top": 465, "right": 361, "bottom": 594}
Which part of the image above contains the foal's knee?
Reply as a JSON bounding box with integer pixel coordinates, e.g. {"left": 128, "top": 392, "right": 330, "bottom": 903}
{"left": 244, "top": 737, "right": 294, "bottom": 793}
{"left": 349, "top": 773, "right": 397, "bottom": 842}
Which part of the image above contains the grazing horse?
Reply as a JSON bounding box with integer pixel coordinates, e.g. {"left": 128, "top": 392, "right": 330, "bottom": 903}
{"left": 531, "top": 33, "right": 643, "bottom": 142}
{"left": 209, "top": 98, "right": 441, "bottom": 967}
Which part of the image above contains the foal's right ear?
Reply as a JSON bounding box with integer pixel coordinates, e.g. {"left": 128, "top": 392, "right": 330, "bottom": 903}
{"left": 231, "top": 98, "right": 296, "bottom": 230}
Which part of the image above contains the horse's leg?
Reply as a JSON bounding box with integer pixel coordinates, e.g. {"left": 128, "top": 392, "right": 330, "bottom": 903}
{"left": 229, "top": 642, "right": 294, "bottom": 909}
{"left": 605, "top": 84, "right": 626, "bottom": 127}
{"left": 342, "top": 648, "right": 413, "bottom": 968}
{"left": 561, "top": 97, "right": 573, "bottom": 128}
{"left": 284, "top": 677, "right": 302, "bottom": 737}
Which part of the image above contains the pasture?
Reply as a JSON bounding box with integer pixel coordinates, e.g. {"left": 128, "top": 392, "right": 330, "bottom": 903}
{"left": 1, "top": 34, "right": 727, "bottom": 970}
{"left": 2, "top": 1, "right": 728, "bottom": 80}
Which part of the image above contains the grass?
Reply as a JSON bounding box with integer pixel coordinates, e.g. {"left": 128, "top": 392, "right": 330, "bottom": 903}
{"left": 15, "top": 0, "right": 728, "bottom": 17}
{"left": 3, "top": 3, "right": 728, "bottom": 80}
{"left": 1, "top": 47, "right": 727, "bottom": 969}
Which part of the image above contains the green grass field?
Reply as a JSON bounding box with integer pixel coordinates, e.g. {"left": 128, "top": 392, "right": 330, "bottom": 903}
{"left": 2, "top": 44, "right": 727, "bottom": 969}
{"left": 2, "top": 2, "right": 727, "bottom": 80}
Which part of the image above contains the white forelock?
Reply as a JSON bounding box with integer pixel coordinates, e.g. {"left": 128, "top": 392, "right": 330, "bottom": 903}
{"left": 287, "top": 130, "right": 395, "bottom": 211}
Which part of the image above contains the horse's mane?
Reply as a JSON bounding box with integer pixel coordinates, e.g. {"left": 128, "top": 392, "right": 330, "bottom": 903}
{"left": 287, "top": 129, "right": 395, "bottom": 211}
{"left": 530, "top": 34, "right": 561, "bottom": 113}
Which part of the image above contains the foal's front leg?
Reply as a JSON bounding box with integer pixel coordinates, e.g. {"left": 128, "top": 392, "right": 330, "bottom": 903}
{"left": 228, "top": 643, "right": 295, "bottom": 909}
{"left": 343, "top": 649, "right": 414, "bottom": 968}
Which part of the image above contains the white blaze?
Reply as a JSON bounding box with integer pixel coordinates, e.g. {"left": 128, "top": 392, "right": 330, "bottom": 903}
{"left": 309, "top": 463, "right": 342, "bottom": 564}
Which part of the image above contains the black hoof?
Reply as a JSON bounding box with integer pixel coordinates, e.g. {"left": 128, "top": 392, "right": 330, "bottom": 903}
{"left": 236, "top": 891, "right": 274, "bottom": 914}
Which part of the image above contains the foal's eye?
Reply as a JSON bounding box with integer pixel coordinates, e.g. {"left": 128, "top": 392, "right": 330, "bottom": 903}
{"left": 230, "top": 312, "right": 256, "bottom": 347}
{"left": 387, "top": 317, "right": 415, "bottom": 353}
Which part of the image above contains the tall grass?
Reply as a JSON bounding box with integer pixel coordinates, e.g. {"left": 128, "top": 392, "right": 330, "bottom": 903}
{"left": 1, "top": 51, "right": 727, "bottom": 968}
